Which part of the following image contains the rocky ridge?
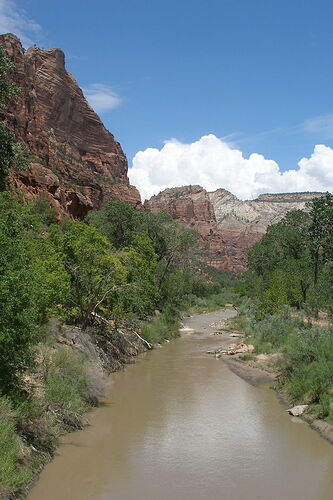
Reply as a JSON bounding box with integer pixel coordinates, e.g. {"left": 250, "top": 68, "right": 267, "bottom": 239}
{"left": 0, "top": 33, "right": 141, "bottom": 217}
{"left": 145, "top": 186, "right": 323, "bottom": 270}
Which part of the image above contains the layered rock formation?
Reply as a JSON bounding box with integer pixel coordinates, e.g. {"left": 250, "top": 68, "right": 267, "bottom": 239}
{"left": 145, "top": 186, "right": 323, "bottom": 271}
{"left": 0, "top": 33, "right": 141, "bottom": 217}
{"left": 144, "top": 186, "right": 227, "bottom": 267}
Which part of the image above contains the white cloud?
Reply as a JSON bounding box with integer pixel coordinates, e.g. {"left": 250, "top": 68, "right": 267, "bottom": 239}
{"left": 83, "top": 84, "right": 122, "bottom": 113}
{"left": 0, "top": 0, "right": 41, "bottom": 47}
{"left": 129, "top": 134, "right": 333, "bottom": 201}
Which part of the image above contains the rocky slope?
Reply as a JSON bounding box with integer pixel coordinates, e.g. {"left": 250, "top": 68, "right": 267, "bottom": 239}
{"left": 145, "top": 186, "right": 323, "bottom": 270}
{"left": 0, "top": 33, "right": 141, "bottom": 217}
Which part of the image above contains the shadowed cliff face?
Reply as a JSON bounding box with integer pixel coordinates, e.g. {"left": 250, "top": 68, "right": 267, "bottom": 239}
{"left": 145, "top": 186, "right": 324, "bottom": 271}
{"left": 0, "top": 33, "right": 141, "bottom": 217}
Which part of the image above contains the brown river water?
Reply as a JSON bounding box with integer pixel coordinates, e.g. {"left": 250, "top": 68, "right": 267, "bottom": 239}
{"left": 29, "top": 309, "right": 333, "bottom": 500}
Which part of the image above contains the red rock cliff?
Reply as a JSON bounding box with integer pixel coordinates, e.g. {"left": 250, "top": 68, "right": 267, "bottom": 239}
{"left": 0, "top": 33, "right": 141, "bottom": 217}
{"left": 145, "top": 186, "right": 324, "bottom": 271}
{"left": 144, "top": 186, "right": 227, "bottom": 268}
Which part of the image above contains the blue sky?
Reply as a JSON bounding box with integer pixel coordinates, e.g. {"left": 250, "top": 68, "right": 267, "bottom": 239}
{"left": 1, "top": 0, "right": 333, "bottom": 199}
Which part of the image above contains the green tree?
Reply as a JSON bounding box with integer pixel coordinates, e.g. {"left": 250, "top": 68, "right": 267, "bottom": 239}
{"left": 248, "top": 210, "right": 312, "bottom": 311}
{"left": 119, "top": 234, "right": 159, "bottom": 317}
{"left": 88, "top": 202, "right": 199, "bottom": 310}
{"left": 308, "top": 193, "right": 333, "bottom": 285}
{"left": 87, "top": 200, "right": 140, "bottom": 249}
{"left": 0, "top": 194, "right": 67, "bottom": 392}
{"left": 50, "top": 220, "right": 127, "bottom": 327}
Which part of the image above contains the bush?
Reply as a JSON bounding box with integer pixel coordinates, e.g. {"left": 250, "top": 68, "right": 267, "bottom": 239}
{"left": 16, "top": 399, "right": 60, "bottom": 454}
{"left": 45, "top": 373, "right": 88, "bottom": 428}
{"left": 250, "top": 309, "right": 304, "bottom": 353}
{"left": 187, "top": 291, "right": 239, "bottom": 313}
{"left": 141, "top": 310, "right": 181, "bottom": 344}
{"left": 235, "top": 304, "right": 333, "bottom": 421}
{"left": 0, "top": 397, "right": 32, "bottom": 496}
{"left": 282, "top": 326, "right": 333, "bottom": 419}
{"left": 43, "top": 348, "right": 90, "bottom": 429}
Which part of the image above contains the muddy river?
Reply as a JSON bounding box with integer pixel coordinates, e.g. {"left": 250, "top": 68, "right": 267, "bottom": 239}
{"left": 29, "top": 309, "right": 333, "bottom": 500}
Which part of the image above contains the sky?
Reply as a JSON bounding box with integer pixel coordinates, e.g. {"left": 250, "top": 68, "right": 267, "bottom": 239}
{"left": 1, "top": 0, "right": 333, "bottom": 200}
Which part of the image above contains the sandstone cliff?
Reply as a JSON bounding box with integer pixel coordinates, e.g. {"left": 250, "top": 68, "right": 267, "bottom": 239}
{"left": 144, "top": 185, "right": 226, "bottom": 267}
{"left": 0, "top": 33, "right": 141, "bottom": 217}
{"left": 145, "top": 186, "right": 323, "bottom": 271}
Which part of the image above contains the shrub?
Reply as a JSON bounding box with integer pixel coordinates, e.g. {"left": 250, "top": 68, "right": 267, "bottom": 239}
{"left": 43, "top": 348, "right": 90, "bottom": 428}
{"left": 187, "top": 291, "right": 239, "bottom": 313}
{"left": 0, "top": 397, "right": 32, "bottom": 496}
{"left": 250, "top": 309, "right": 304, "bottom": 353}
{"left": 141, "top": 310, "right": 181, "bottom": 344}
{"left": 45, "top": 373, "right": 88, "bottom": 428}
{"left": 281, "top": 326, "right": 333, "bottom": 417}
{"left": 16, "top": 399, "right": 60, "bottom": 454}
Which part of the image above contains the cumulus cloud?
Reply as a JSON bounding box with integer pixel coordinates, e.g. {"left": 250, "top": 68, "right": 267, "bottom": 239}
{"left": 83, "top": 84, "right": 122, "bottom": 113}
{"left": 0, "top": 0, "right": 41, "bottom": 47}
{"left": 129, "top": 134, "right": 333, "bottom": 201}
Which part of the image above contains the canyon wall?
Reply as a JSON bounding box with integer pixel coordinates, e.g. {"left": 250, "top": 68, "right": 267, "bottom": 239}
{"left": 145, "top": 186, "right": 323, "bottom": 271}
{"left": 0, "top": 33, "right": 141, "bottom": 217}
{"left": 0, "top": 34, "right": 324, "bottom": 269}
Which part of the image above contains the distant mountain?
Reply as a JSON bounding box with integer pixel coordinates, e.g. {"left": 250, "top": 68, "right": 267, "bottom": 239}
{"left": 145, "top": 185, "right": 323, "bottom": 271}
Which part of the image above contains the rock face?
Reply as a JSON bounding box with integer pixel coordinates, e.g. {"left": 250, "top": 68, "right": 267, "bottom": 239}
{"left": 0, "top": 33, "right": 141, "bottom": 217}
{"left": 144, "top": 186, "right": 227, "bottom": 267}
{"left": 145, "top": 186, "right": 323, "bottom": 271}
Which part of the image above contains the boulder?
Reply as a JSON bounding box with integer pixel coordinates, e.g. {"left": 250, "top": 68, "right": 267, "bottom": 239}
{"left": 287, "top": 405, "right": 309, "bottom": 417}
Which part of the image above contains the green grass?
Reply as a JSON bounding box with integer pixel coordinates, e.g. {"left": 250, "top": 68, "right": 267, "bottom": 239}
{"left": 280, "top": 325, "right": 333, "bottom": 421}
{"left": 0, "top": 397, "right": 33, "bottom": 497}
{"left": 187, "top": 291, "right": 240, "bottom": 314}
{"left": 0, "top": 345, "right": 101, "bottom": 497}
{"left": 45, "top": 372, "right": 88, "bottom": 429}
{"left": 140, "top": 309, "right": 181, "bottom": 344}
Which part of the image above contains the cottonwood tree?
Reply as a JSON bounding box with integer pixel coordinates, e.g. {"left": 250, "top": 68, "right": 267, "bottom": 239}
{"left": 50, "top": 220, "right": 127, "bottom": 328}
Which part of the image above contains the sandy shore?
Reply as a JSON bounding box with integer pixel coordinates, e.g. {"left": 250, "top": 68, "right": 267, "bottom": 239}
{"left": 222, "top": 357, "right": 277, "bottom": 386}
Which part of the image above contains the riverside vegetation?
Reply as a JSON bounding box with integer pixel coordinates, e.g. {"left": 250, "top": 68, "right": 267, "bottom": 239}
{"left": 0, "top": 45, "right": 235, "bottom": 498}
{"left": 0, "top": 191, "right": 236, "bottom": 497}
{"left": 232, "top": 194, "right": 333, "bottom": 425}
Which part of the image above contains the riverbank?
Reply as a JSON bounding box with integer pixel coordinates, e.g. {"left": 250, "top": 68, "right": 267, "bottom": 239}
{"left": 210, "top": 308, "right": 333, "bottom": 446}
{"left": 224, "top": 353, "right": 333, "bottom": 445}
{"left": 1, "top": 319, "right": 152, "bottom": 500}
{"left": 27, "top": 307, "right": 333, "bottom": 500}
{"left": 8, "top": 306, "right": 333, "bottom": 499}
